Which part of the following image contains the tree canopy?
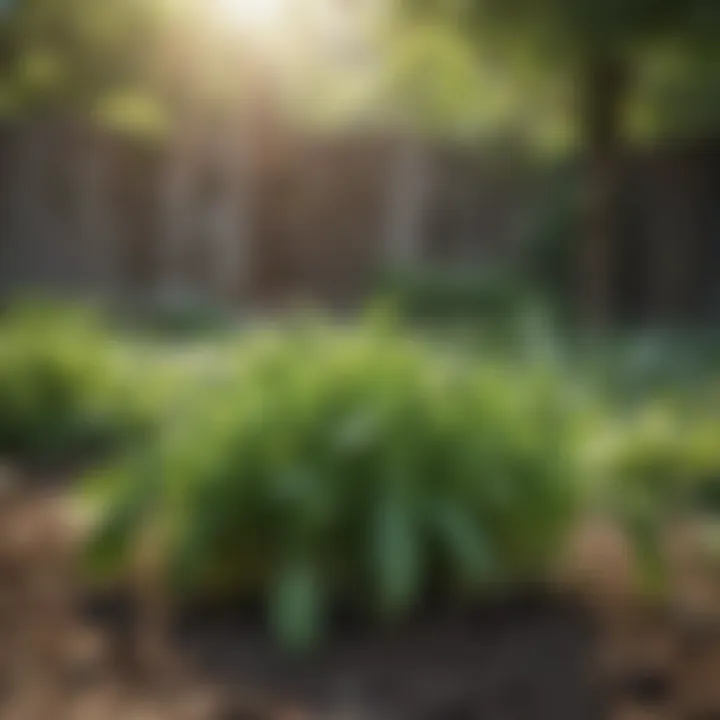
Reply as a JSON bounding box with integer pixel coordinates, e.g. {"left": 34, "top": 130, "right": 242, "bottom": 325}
{"left": 1, "top": 0, "right": 716, "bottom": 147}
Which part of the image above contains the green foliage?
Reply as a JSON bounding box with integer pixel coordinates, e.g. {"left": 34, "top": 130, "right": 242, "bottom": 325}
{"left": 124, "top": 295, "right": 235, "bottom": 339}
{"left": 376, "top": 266, "right": 536, "bottom": 327}
{"left": 585, "top": 331, "right": 720, "bottom": 407}
{"left": 584, "top": 395, "right": 719, "bottom": 591}
{"left": 1, "top": 0, "right": 156, "bottom": 117}
{"left": 629, "top": 47, "right": 720, "bottom": 141}
{"left": 3, "top": 300, "right": 720, "bottom": 652}
{"left": 441, "top": 0, "right": 720, "bottom": 153}
{"left": 378, "top": 21, "right": 490, "bottom": 138}
{"left": 82, "top": 320, "right": 584, "bottom": 649}
{"left": 611, "top": 401, "right": 720, "bottom": 516}
{"left": 464, "top": 0, "right": 718, "bottom": 60}
{"left": 0, "top": 302, "right": 155, "bottom": 460}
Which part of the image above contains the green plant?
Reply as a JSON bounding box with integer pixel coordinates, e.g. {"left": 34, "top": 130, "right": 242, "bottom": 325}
{"left": 83, "top": 319, "right": 586, "bottom": 649}
{"left": 124, "top": 294, "right": 235, "bottom": 339}
{"left": 612, "top": 401, "right": 720, "bottom": 514}
{"left": 0, "top": 303, "right": 150, "bottom": 460}
{"left": 588, "top": 396, "right": 720, "bottom": 591}
{"left": 375, "top": 266, "right": 536, "bottom": 329}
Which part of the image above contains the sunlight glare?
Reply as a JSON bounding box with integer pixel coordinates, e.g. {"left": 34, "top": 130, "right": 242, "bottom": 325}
{"left": 210, "top": 0, "right": 286, "bottom": 33}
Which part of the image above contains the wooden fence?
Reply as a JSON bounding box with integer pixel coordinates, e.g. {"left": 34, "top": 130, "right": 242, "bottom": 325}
{"left": 0, "top": 120, "right": 717, "bottom": 321}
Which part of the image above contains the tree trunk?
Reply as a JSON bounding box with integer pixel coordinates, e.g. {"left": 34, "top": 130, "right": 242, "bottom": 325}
{"left": 579, "top": 56, "right": 628, "bottom": 330}
{"left": 385, "top": 135, "right": 432, "bottom": 268}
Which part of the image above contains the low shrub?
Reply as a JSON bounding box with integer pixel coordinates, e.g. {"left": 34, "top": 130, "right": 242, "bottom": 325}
{"left": 122, "top": 294, "right": 235, "bottom": 339}
{"left": 0, "top": 304, "right": 152, "bottom": 461}
{"left": 586, "top": 331, "right": 720, "bottom": 406}
{"left": 375, "top": 266, "right": 537, "bottom": 329}
{"left": 587, "top": 397, "right": 720, "bottom": 590}
{"left": 611, "top": 401, "right": 720, "bottom": 516}
{"left": 82, "top": 320, "right": 588, "bottom": 649}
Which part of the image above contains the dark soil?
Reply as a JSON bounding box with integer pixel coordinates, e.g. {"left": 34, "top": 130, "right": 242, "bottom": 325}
{"left": 79, "top": 593, "right": 601, "bottom": 720}
{"left": 8, "top": 475, "right": 720, "bottom": 718}
{"left": 1, "top": 480, "right": 603, "bottom": 719}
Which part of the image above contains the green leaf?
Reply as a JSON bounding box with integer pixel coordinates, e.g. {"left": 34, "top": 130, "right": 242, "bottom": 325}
{"left": 269, "top": 555, "right": 325, "bottom": 651}
{"left": 84, "top": 485, "right": 146, "bottom": 578}
{"left": 371, "top": 486, "right": 422, "bottom": 617}
{"left": 431, "top": 499, "right": 494, "bottom": 587}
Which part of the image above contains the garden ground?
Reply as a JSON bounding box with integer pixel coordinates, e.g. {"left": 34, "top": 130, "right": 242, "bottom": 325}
{"left": 1, "top": 475, "right": 598, "bottom": 720}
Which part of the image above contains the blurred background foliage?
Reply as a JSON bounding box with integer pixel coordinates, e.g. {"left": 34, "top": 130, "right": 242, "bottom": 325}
{"left": 2, "top": 0, "right": 718, "bottom": 329}
{"left": 0, "top": 0, "right": 716, "bottom": 144}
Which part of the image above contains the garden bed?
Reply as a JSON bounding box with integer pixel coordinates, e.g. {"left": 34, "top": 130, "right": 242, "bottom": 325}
{"left": 169, "top": 594, "right": 598, "bottom": 720}
{"left": 0, "top": 481, "right": 599, "bottom": 720}
{"left": 5, "top": 475, "right": 720, "bottom": 718}
{"left": 1, "top": 307, "right": 719, "bottom": 719}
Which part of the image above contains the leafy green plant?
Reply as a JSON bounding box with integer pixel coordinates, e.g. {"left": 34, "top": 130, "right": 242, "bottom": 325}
{"left": 587, "top": 396, "right": 720, "bottom": 592}
{"left": 611, "top": 401, "right": 720, "bottom": 515}
{"left": 82, "top": 319, "right": 586, "bottom": 649}
{"left": 375, "top": 266, "right": 536, "bottom": 328}
{"left": 0, "top": 303, "right": 151, "bottom": 460}
{"left": 123, "top": 294, "right": 235, "bottom": 339}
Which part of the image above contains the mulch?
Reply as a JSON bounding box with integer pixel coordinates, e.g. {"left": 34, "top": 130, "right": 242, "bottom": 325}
{"left": 3, "top": 473, "right": 720, "bottom": 719}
